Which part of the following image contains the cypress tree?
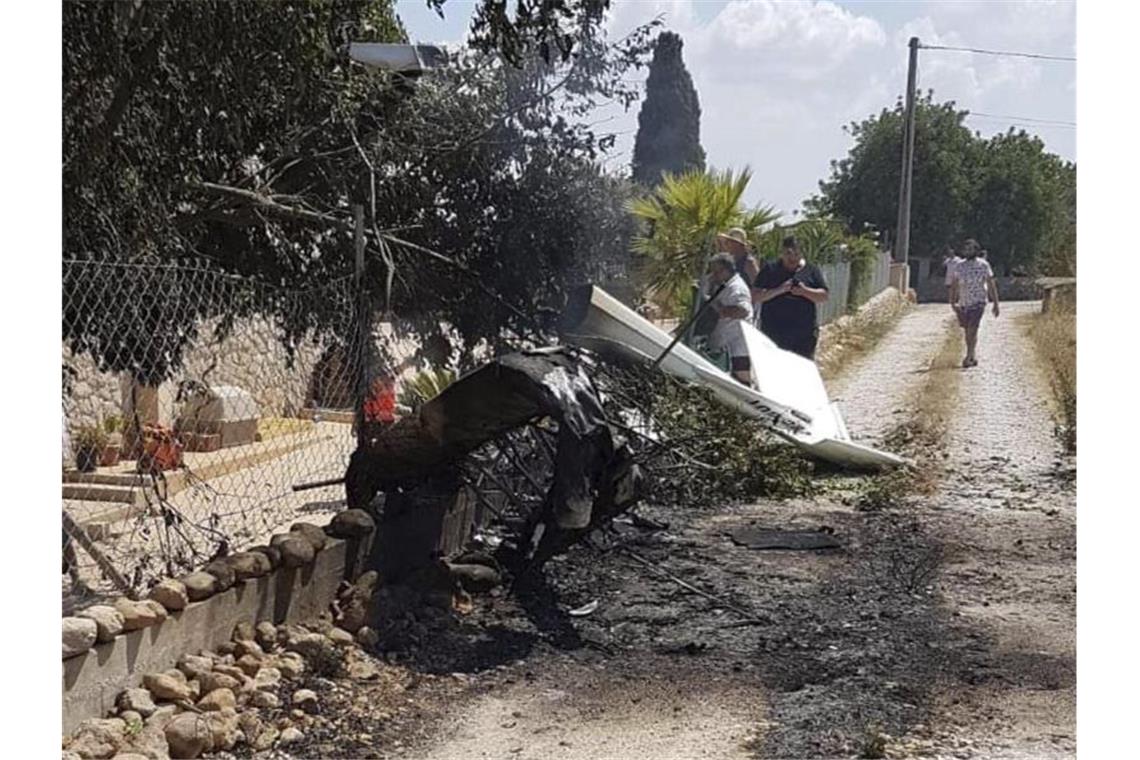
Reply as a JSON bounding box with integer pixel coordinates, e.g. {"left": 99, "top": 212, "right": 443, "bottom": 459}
{"left": 631, "top": 31, "right": 706, "bottom": 186}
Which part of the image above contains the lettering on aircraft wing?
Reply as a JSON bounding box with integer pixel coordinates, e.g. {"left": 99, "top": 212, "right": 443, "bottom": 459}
{"left": 745, "top": 398, "right": 809, "bottom": 436}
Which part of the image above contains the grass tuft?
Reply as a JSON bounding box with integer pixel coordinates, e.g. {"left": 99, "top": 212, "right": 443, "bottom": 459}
{"left": 855, "top": 315, "right": 963, "bottom": 507}
{"left": 1021, "top": 304, "right": 1076, "bottom": 453}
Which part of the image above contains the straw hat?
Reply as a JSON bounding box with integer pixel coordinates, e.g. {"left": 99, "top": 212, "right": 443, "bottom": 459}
{"left": 717, "top": 227, "right": 751, "bottom": 248}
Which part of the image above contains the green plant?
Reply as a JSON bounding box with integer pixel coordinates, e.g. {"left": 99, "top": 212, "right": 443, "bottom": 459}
{"left": 859, "top": 725, "right": 888, "bottom": 759}
{"left": 594, "top": 359, "right": 815, "bottom": 506}
{"left": 854, "top": 470, "right": 909, "bottom": 512}
{"left": 73, "top": 424, "right": 109, "bottom": 451}
{"left": 629, "top": 167, "right": 779, "bottom": 314}
{"left": 102, "top": 415, "right": 123, "bottom": 436}
{"left": 64, "top": 1, "right": 657, "bottom": 379}
{"left": 809, "top": 91, "right": 1075, "bottom": 274}
{"left": 398, "top": 367, "right": 457, "bottom": 409}
{"left": 307, "top": 641, "right": 346, "bottom": 678}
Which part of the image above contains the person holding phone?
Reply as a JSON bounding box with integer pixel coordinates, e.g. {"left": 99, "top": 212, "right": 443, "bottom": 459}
{"left": 753, "top": 235, "right": 829, "bottom": 359}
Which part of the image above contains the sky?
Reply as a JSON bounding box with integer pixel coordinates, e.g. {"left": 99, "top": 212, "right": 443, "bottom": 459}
{"left": 395, "top": 0, "right": 1076, "bottom": 218}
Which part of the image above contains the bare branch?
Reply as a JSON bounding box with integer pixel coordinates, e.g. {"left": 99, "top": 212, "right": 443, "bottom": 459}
{"left": 189, "top": 181, "right": 354, "bottom": 230}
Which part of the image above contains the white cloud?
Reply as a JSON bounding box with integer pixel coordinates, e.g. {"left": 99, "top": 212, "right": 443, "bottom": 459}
{"left": 399, "top": 0, "right": 1076, "bottom": 215}
{"left": 605, "top": 1, "right": 892, "bottom": 214}
{"left": 707, "top": 1, "right": 886, "bottom": 56}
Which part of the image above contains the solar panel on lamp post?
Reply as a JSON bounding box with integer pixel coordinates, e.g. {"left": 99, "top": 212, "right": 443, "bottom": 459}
{"left": 348, "top": 42, "right": 445, "bottom": 75}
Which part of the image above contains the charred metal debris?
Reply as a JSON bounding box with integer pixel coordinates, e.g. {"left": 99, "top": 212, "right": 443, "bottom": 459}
{"left": 334, "top": 345, "right": 813, "bottom": 583}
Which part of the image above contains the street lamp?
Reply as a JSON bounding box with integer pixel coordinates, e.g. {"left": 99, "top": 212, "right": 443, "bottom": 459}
{"left": 343, "top": 42, "right": 444, "bottom": 447}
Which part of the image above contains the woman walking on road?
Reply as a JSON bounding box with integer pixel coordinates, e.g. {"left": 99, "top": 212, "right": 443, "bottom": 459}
{"left": 947, "top": 239, "right": 1000, "bottom": 367}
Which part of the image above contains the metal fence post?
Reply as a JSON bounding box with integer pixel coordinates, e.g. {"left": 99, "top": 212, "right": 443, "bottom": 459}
{"left": 353, "top": 204, "right": 367, "bottom": 449}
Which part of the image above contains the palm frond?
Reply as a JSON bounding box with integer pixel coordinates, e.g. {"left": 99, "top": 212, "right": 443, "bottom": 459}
{"left": 630, "top": 166, "right": 778, "bottom": 314}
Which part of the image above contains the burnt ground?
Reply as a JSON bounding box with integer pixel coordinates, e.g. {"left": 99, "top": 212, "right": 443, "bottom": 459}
{"left": 263, "top": 304, "right": 1075, "bottom": 760}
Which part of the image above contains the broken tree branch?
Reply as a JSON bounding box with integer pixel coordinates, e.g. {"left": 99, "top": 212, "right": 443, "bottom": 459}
{"left": 62, "top": 510, "right": 132, "bottom": 596}
{"left": 620, "top": 547, "right": 767, "bottom": 626}
{"left": 185, "top": 180, "right": 548, "bottom": 343}
{"left": 190, "top": 181, "right": 351, "bottom": 229}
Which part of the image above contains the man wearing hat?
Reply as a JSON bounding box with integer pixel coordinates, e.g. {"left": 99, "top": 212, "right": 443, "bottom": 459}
{"left": 717, "top": 227, "right": 760, "bottom": 288}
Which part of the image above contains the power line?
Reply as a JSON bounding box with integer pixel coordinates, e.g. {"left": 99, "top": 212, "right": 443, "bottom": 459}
{"left": 965, "top": 118, "right": 1075, "bottom": 132}
{"left": 918, "top": 43, "right": 1075, "bottom": 62}
{"left": 966, "top": 111, "right": 1077, "bottom": 127}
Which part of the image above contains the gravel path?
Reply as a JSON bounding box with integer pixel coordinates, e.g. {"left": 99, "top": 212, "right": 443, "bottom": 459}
{"left": 416, "top": 664, "right": 760, "bottom": 760}
{"left": 921, "top": 301, "right": 1076, "bottom": 759}
{"left": 942, "top": 301, "right": 1067, "bottom": 506}
{"left": 827, "top": 304, "right": 955, "bottom": 444}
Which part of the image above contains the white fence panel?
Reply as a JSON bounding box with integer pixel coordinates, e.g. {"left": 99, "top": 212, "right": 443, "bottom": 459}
{"left": 867, "top": 251, "right": 893, "bottom": 300}
{"left": 817, "top": 261, "right": 851, "bottom": 326}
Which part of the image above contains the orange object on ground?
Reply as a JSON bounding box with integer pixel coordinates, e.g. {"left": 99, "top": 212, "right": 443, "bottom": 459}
{"left": 363, "top": 377, "right": 398, "bottom": 424}
{"left": 139, "top": 424, "right": 184, "bottom": 472}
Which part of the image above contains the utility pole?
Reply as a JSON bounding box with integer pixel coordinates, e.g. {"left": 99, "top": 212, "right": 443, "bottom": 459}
{"left": 894, "top": 36, "right": 920, "bottom": 265}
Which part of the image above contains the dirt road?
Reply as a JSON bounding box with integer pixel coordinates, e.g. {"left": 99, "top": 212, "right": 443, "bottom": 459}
{"left": 285, "top": 302, "right": 1075, "bottom": 760}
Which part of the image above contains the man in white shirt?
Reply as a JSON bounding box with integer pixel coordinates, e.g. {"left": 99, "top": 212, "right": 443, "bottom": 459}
{"left": 706, "top": 253, "right": 754, "bottom": 385}
{"left": 943, "top": 245, "right": 963, "bottom": 302}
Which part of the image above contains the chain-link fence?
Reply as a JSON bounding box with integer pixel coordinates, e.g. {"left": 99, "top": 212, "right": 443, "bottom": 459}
{"left": 61, "top": 259, "right": 376, "bottom": 614}
{"left": 60, "top": 250, "right": 895, "bottom": 614}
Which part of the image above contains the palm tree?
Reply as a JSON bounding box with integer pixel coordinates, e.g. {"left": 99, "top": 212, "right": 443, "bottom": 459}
{"left": 629, "top": 167, "right": 779, "bottom": 315}
{"left": 755, "top": 218, "right": 847, "bottom": 263}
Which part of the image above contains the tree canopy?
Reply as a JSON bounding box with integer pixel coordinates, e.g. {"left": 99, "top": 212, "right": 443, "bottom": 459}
{"left": 631, "top": 31, "right": 706, "bottom": 186}
{"left": 63, "top": 0, "right": 408, "bottom": 382}
{"left": 444, "top": 0, "right": 612, "bottom": 64}
{"left": 808, "top": 92, "right": 1075, "bottom": 275}
{"left": 967, "top": 130, "right": 1076, "bottom": 275}
{"left": 63, "top": 0, "right": 656, "bottom": 381}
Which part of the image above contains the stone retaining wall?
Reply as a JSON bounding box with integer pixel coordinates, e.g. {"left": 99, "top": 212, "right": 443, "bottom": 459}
{"left": 61, "top": 510, "right": 380, "bottom": 735}
{"left": 816, "top": 287, "right": 911, "bottom": 380}
{"left": 63, "top": 316, "right": 330, "bottom": 434}
{"left": 63, "top": 486, "right": 482, "bottom": 738}
{"left": 62, "top": 540, "right": 350, "bottom": 734}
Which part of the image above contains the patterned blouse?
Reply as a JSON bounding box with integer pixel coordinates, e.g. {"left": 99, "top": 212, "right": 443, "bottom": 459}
{"left": 949, "top": 257, "right": 993, "bottom": 307}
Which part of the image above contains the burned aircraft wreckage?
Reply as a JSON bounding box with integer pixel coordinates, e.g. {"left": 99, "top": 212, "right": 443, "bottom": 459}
{"left": 344, "top": 347, "right": 644, "bottom": 569}
{"left": 336, "top": 284, "right": 904, "bottom": 574}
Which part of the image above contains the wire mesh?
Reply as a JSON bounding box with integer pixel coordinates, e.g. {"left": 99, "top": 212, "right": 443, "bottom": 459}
{"left": 61, "top": 259, "right": 368, "bottom": 614}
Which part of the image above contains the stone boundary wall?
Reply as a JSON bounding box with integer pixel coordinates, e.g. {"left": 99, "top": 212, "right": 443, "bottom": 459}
{"left": 915, "top": 274, "right": 1044, "bottom": 304}
{"left": 63, "top": 487, "right": 482, "bottom": 737}
{"left": 63, "top": 316, "right": 329, "bottom": 434}
{"left": 816, "top": 287, "right": 911, "bottom": 380}
{"left": 62, "top": 316, "right": 430, "bottom": 437}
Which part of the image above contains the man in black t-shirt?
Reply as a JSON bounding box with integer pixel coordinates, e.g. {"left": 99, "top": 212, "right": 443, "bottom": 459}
{"left": 753, "top": 235, "right": 830, "bottom": 359}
